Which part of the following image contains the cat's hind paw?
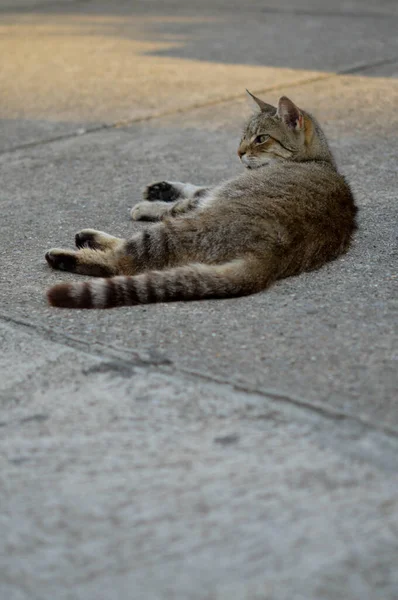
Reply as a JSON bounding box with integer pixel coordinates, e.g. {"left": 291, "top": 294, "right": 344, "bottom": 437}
{"left": 45, "top": 248, "right": 77, "bottom": 272}
{"left": 75, "top": 229, "right": 122, "bottom": 251}
{"left": 75, "top": 229, "right": 101, "bottom": 249}
{"left": 46, "top": 246, "right": 115, "bottom": 277}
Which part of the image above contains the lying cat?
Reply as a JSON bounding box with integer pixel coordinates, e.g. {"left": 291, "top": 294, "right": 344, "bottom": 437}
{"left": 45, "top": 93, "right": 357, "bottom": 309}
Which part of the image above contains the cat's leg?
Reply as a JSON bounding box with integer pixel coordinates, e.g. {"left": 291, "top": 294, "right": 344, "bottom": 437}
{"left": 45, "top": 229, "right": 126, "bottom": 276}
{"left": 46, "top": 222, "right": 180, "bottom": 277}
{"left": 131, "top": 181, "right": 210, "bottom": 220}
{"left": 47, "top": 212, "right": 261, "bottom": 280}
{"left": 143, "top": 181, "right": 210, "bottom": 202}
{"left": 131, "top": 197, "right": 198, "bottom": 222}
{"left": 45, "top": 247, "right": 118, "bottom": 277}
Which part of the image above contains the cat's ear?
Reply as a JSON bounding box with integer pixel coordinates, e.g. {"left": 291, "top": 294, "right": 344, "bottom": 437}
{"left": 277, "top": 96, "right": 303, "bottom": 130}
{"left": 246, "top": 90, "right": 276, "bottom": 113}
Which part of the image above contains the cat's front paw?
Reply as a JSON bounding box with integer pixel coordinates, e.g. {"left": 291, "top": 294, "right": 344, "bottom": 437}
{"left": 143, "top": 181, "right": 180, "bottom": 202}
{"left": 131, "top": 202, "right": 162, "bottom": 221}
{"left": 45, "top": 248, "right": 77, "bottom": 272}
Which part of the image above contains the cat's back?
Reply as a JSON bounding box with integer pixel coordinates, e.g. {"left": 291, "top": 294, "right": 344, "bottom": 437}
{"left": 231, "top": 160, "right": 349, "bottom": 201}
{"left": 213, "top": 160, "right": 356, "bottom": 227}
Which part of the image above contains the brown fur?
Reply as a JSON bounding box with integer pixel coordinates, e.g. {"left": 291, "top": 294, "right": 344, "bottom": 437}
{"left": 45, "top": 94, "right": 357, "bottom": 309}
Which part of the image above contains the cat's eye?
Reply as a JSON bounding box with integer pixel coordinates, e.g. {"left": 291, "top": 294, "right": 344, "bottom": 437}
{"left": 254, "top": 134, "right": 269, "bottom": 145}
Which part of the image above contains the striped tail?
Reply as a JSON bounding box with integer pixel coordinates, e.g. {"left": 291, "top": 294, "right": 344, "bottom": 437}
{"left": 47, "top": 258, "right": 273, "bottom": 309}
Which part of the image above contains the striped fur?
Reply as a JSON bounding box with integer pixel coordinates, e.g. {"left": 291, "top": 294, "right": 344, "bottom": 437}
{"left": 47, "top": 259, "right": 271, "bottom": 309}
{"left": 45, "top": 94, "right": 357, "bottom": 309}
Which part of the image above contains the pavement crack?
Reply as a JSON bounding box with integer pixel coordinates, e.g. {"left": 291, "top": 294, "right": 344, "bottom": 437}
{"left": 0, "top": 125, "right": 108, "bottom": 157}
{"left": 341, "top": 56, "right": 398, "bottom": 74}
{"left": 0, "top": 74, "right": 331, "bottom": 156}
{"left": 259, "top": 7, "right": 398, "bottom": 19}
{"left": 0, "top": 311, "right": 171, "bottom": 369}
{"left": 1, "top": 55, "right": 397, "bottom": 157}
{"left": 1, "top": 310, "right": 398, "bottom": 442}
{"left": 115, "top": 53, "right": 398, "bottom": 128}
{"left": 178, "top": 367, "right": 398, "bottom": 440}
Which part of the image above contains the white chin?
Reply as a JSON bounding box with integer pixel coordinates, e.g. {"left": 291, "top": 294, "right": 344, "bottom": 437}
{"left": 241, "top": 156, "right": 271, "bottom": 169}
{"left": 241, "top": 157, "right": 271, "bottom": 169}
{"left": 245, "top": 162, "right": 266, "bottom": 170}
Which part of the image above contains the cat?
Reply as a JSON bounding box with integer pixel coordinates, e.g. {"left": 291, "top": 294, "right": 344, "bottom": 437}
{"left": 45, "top": 93, "right": 357, "bottom": 309}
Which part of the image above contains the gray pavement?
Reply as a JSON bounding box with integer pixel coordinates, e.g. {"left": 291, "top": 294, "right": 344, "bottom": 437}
{"left": 0, "top": 1, "right": 397, "bottom": 599}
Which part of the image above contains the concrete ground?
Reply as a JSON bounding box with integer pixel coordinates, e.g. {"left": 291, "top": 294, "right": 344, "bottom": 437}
{"left": 0, "top": 1, "right": 397, "bottom": 598}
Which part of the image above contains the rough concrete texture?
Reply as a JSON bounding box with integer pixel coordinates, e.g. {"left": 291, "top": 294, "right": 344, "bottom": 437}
{"left": 2, "top": 0, "right": 398, "bottom": 150}
{"left": 0, "top": 1, "right": 397, "bottom": 599}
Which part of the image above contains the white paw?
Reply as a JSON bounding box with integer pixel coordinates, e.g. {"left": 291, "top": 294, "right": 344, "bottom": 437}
{"left": 130, "top": 202, "right": 155, "bottom": 221}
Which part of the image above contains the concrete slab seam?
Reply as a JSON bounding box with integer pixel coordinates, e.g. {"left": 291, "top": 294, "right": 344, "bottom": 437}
{"left": 1, "top": 311, "right": 398, "bottom": 442}
{"left": 1, "top": 54, "right": 398, "bottom": 157}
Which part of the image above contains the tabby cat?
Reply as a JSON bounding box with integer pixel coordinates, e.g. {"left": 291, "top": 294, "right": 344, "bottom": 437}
{"left": 45, "top": 93, "right": 357, "bottom": 309}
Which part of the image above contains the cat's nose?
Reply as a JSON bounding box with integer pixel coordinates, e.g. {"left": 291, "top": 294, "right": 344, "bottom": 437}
{"left": 238, "top": 148, "right": 246, "bottom": 158}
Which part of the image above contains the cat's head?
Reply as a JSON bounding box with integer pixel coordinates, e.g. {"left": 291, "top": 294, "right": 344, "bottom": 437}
{"left": 238, "top": 92, "right": 333, "bottom": 169}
